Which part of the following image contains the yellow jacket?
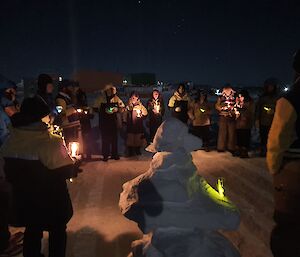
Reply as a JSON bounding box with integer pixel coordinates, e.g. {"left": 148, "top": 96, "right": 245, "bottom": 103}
{"left": 168, "top": 91, "right": 191, "bottom": 108}
{"left": 1, "top": 123, "right": 74, "bottom": 170}
{"left": 267, "top": 98, "right": 298, "bottom": 174}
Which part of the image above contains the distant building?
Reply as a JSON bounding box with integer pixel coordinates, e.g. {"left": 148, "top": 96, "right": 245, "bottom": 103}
{"left": 125, "top": 73, "right": 156, "bottom": 86}
{"left": 72, "top": 70, "right": 124, "bottom": 92}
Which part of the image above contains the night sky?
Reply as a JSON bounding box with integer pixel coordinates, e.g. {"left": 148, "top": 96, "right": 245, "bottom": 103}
{"left": 1, "top": 0, "right": 300, "bottom": 85}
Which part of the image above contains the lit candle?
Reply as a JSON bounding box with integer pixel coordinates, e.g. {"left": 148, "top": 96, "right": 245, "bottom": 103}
{"left": 69, "top": 142, "right": 80, "bottom": 158}
{"left": 56, "top": 106, "right": 63, "bottom": 113}
{"left": 136, "top": 109, "right": 142, "bottom": 118}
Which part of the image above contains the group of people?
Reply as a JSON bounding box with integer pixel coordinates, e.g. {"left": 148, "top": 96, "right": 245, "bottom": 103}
{"left": 167, "top": 80, "right": 278, "bottom": 158}
{"left": 0, "top": 75, "right": 83, "bottom": 257}
{"left": 93, "top": 86, "right": 165, "bottom": 161}
{"left": 0, "top": 49, "right": 299, "bottom": 257}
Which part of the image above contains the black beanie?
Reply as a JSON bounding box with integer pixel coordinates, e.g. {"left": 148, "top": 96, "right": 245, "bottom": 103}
{"left": 293, "top": 49, "right": 300, "bottom": 74}
{"left": 38, "top": 74, "right": 53, "bottom": 93}
{"left": 11, "top": 96, "right": 50, "bottom": 127}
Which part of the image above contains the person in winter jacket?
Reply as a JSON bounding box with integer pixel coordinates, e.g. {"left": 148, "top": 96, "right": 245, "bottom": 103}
{"left": 256, "top": 78, "right": 279, "bottom": 156}
{"left": 147, "top": 89, "right": 165, "bottom": 142}
{"left": 0, "top": 122, "right": 24, "bottom": 257}
{"left": 93, "top": 84, "right": 125, "bottom": 161}
{"left": 1, "top": 83, "right": 20, "bottom": 118}
{"left": 124, "top": 92, "right": 148, "bottom": 156}
{"left": 235, "top": 90, "right": 254, "bottom": 158}
{"left": 1, "top": 96, "right": 80, "bottom": 257}
{"left": 188, "top": 90, "right": 212, "bottom": 151}
{"left": 74, "top": 83, "right": 93, "bottom": 160}
{"left": 267, "top": 50, "right": 300, "bottom": 257}
{"left": 55, "top": 80, "right": 77, "bottom": 125}
{"left": 215, "top": 84, "right": 237, "bottom": 153}
{"left": 37, "top": 74, "right": 56, "bottom": 116}
{"left": 55, "top": 80, "right": 79, "bottom": 144}
{"left": 168, "top": 83, "right": 191, "bottom": 123}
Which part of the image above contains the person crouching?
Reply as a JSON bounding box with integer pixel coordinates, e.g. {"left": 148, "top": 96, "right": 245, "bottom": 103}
{"left": 1, "top": 96, "right": 80, "bottom": 257}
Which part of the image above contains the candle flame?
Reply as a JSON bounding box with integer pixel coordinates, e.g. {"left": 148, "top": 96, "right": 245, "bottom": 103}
{"left": 69, "top": 142, "right": 79, "bottom": 157}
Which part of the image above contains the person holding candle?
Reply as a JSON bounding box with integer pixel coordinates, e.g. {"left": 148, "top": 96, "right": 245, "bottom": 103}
{"left": 235, "top": 90, "right": 254, "bottom": 158}
{"left": 1, "top": 96, "right": 80, "bottom": 257}
{"left": 147, "top": 89, "right": 165, "bottom": 142}
{"left": 168, "top": 83, "right": 191, "bottom": 124}
{"left": 123, "top": 92, "right": 148, "bottom": 156}
{"left": 255, "top": 78, "right": 279, "bottom": 156}
{"left": 215, "top": 84, "right": 237, "bottom": 154}
{"left": 188, "top": 90, "right": 212, "bottom": 151}
{"left": 74, "top": 83, "right": 93, "bottom": 160}
{"left": 93, "top": 84, "right": 125, "bottom": 162}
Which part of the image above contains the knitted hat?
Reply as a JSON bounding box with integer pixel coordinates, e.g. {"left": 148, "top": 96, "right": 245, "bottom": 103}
{"left": 11, "top": 96, "right": 50, "bottom": 127}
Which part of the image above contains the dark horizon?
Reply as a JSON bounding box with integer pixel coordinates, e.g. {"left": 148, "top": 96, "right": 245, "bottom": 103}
{"left": 1, "top": 0, "right": 300, "bottom": 85}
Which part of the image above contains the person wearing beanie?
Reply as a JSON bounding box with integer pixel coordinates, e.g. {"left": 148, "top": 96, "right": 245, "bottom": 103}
{"left": 1, "top": 96, "right": 80, "bottom": 257}
{"left": 267, "top": 50, "right": 300, "bottom": 257}
{"left": 255, "top": 78, "right": 279, "bottom": 156}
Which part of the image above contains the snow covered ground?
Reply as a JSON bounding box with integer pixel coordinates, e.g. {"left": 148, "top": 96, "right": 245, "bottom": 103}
{"left": 11, "top": 89, "right": 274, "bottom": 256}
{"left": 12, "top": 150, "right": 274, "bottom": 257}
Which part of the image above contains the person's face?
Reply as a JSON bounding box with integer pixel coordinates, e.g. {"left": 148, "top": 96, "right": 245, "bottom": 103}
{"left": 200, "top": 94, "right": 206, "bottom": 103}
{"left": 178, "top": 86, "right": 184, "bottom": 94}
{"left": 106, "top": 88, "right": 113, "bottom": 97}
{"left": 46, "top": 83, "right": 54, "bottom": 94}
{"left": 131, "top": 95, "right": 139, "bottom": 104}
{"left": 239, "top": 94, "right": 244, "bottom": 102}
{"left": 267, "top": 84, "right": 275, "bottom": 93}
{"left": 153, "top": 91, "right": 159, "bottom": 100}
{"left": 42, "top": 115, "right": 51, "bottom": 125}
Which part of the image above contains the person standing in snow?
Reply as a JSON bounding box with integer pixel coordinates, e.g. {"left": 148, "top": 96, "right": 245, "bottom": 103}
{"left": 93, "top": 84, "right": 125, "bottom": 161}
{"left": 73, "top": 83, "right": 93, "bottom": 160}
{"left": 168, "top": 83, "right": 191, "bottom": 124}
{"left": 55, "top": 80, "right": 79, "bottom": 144}
{"left": 1, "top": 96, "right": 80, "bottom": 257}
{"left": 256, "top": 78, "right": 279, "bottom": 156}
{"left": 188, "top": 90, "right": 212, "bottom": 151}
{"left": 0, "top": 105, "right": 24, "bottom": 257}
{"left": 123, "top": 92, "right": 148, "bottom": 156}
{"left": 36, "top": 74, "right": 56, "bottom": 120}
{"left": 235, "top": 90, "right": 254, "bottom": 158}
{"left": 267, "top": 50, "right": 300, "bottom": 257}
{"left": 215, "top": 84, "right": 237, "bottom": 154}
{"left": 147, "top": 89, "right": 165, "bottom": 142}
